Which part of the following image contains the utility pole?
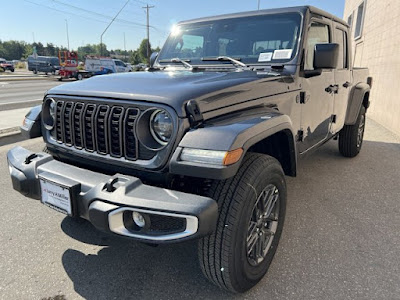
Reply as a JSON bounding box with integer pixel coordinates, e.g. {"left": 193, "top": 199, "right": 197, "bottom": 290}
{"left": 65, "top": 19, "right": 70, "bottom": 51}
{"left": 100, "top": 0, "right": 130, "bottom": 56}
{"left": 258, "top": 0, "right": 260, "bottom": 10}
{"left": 142, "top": 4, "right": 154, "bottom": 63}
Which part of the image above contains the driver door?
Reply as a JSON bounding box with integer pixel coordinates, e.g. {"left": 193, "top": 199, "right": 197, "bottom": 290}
{"left": 299, "top": 18, "right": 335, "bottom": 153}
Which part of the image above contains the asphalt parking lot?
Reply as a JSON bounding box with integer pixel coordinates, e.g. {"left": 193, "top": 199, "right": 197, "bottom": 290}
{"left": 0, "top": 117, "right": 399, "bottom": 300}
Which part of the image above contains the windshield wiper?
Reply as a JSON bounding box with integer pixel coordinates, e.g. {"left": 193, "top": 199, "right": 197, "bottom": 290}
{"left": 202, "top": 56, "right": 247, "bottom": 68}
{"left": 159, "top": 58, "right": 194, "bottom": 69}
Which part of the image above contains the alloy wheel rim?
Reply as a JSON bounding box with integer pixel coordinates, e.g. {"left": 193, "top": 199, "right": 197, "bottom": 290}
{"left": 246, "top": 184, "right": 279, "bottom": 267}
{"left": 357, "top": 115, "right": 365, "bottom": 148}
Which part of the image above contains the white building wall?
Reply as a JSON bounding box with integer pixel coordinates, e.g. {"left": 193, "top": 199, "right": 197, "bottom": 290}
{"left": 344, "top": 0, "right": 400, "bottom": 136}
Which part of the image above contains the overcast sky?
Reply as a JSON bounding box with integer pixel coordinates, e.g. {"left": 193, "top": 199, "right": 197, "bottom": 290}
{"left": 0, "top": 0, "right": 345, "bottom": 51}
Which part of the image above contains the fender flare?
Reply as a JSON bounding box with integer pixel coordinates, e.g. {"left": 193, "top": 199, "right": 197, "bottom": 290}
{"left": 20, "top": 105, "right": 42, "bottom": 139}
{"left": 170, "top": 111, "right": 297, "bottom": 180}
{"left": 345, "top": 82, "right": 370, "bottom": 125}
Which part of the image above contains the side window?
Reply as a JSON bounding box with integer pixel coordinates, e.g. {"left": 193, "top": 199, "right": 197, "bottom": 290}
{"left": 354, "top": 1, "right": 366, "bottom": 39}
{"left": 305, "top": 22, "right": 330, "bottom": 70}
{"left": 347, "top": 14, "right": 353, "bottom": 29}
{"left": 335, "top": 28, "right": 348, "bottom": 69}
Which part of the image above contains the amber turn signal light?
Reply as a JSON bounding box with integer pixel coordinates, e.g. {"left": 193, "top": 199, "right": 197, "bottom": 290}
{"left": 223, "top": 148, "right": 243, "bottom": 166}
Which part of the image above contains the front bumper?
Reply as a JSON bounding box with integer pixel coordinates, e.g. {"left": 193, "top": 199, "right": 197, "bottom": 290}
{"left": 7, "top": 146, "right": 218, "bottom": 243}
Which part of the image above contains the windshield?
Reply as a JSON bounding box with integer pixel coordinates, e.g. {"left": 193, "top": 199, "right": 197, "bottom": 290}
{"left": 158, "top": 13, "right": 302, "bottom": 66}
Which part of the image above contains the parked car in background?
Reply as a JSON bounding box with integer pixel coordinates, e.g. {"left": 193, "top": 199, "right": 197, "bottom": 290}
{"left": 85, "top": 57, "right": 130, "bottom": 75}
{"left": 134, "top": 63, "right": 148, "bottom": 71}
{"left": 0, "top": 58, "right": 15, "bottom": 72}
{"left": 125, "top": 63, "right": 133, "bottom": 72}
{"left": 27, "top": 56, "right": 60, "bottom": 74}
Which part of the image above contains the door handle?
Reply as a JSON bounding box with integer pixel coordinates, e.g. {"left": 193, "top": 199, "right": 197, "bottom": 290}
{"left": 325, "top": 84, "right": 339, "bottom": 94}
{"left": 343, "top": 81, "right": 351, "bottom": 88}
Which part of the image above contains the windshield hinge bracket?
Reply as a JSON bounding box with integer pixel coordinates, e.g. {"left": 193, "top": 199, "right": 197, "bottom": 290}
{"left": 186, "top": 100, "right": 203, "bottom": 128}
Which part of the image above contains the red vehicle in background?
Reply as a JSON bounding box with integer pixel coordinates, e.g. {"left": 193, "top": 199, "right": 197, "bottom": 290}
{"left": 58, "top": 50, "right": 90, "bottom": 81}
{"left": 0, "top": 58, "right": 15, "bottom": 72}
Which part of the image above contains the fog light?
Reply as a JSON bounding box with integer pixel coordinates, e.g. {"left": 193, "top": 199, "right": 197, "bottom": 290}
{"left": 132, "top": 211, "right": 146, "bottom": 228}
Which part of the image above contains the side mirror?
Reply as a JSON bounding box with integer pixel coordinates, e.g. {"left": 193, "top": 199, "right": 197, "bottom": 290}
{"left": 150, "top": 52, "right": 159, "bottom": 67}
{"left": 314, "top": 43, "right": 339, "bottom": 69}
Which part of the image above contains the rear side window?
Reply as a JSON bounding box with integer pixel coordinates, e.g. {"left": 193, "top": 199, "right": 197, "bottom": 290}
{"left": 305, "top": 22, "right": 330, "bottom": 70}
{"left": 335, "top": 28, "right": 348, "bottom": 69}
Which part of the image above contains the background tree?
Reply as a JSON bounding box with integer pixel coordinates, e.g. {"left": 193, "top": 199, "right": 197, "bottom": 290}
{"left": 138, "top": 39, "right": 151, "bottom": 64}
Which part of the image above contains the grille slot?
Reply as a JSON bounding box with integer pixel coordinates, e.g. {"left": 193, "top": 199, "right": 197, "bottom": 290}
{"left": 124, "top": 108, "right": 139, "bottom": 160}
{"left": 72, "top": 103, "right": 84, "bottom": 149}
{"left": 95, "top": 105, "right": 110, "bottom": 154}
{"left": 109, "top": 106, "right": 124, "bottom": 157}
{"left": 63, "top": 102, "right": 74, "bottom": 146}
{"left": 55, "top": 101, "right": 64, "bottom": 142}
{"left": 83, "top": 104, "right": 96, "bottom": 151}
{"left": 52, "top": 100, "right": 158, "bottom": 161}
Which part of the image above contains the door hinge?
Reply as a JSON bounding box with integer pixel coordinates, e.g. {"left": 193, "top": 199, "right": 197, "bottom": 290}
{"left": 331, "top": 114, "right": 337, "bottom": 123}
{"left": 297, "top": 130, "right": 304, "bottom": 142}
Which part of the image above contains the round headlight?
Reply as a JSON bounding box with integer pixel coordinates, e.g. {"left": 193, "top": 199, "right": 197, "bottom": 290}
{"left": 150, "top": 110, "right": 173, "bottom": 145}
{"left": 43, "top": 98, "right": 56, "bottom": 130}
{"left": 49, "top": 100, "right": 56, "bottom": 120}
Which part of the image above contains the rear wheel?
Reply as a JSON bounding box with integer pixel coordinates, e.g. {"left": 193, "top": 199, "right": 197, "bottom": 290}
{"left": 339, "top": 106, "right": 366, "bottom": 157}
{"left": 198, "top": 153, "right": 286, "bottom": 293}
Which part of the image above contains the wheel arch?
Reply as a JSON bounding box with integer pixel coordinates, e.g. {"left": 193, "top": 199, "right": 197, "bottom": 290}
{"left": 246, "top": 128, "right": 297, "bottom": 177}
{"left": 170, "top": 111, "right": 297, "bottom": 179}
{"left": 345, "top": 82, "right": 371, "bottom": 125}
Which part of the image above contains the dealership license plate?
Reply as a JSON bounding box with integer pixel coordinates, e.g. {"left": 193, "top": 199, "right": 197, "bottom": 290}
{"left": 40, "top": 179, "right": 72, "bottom": 215}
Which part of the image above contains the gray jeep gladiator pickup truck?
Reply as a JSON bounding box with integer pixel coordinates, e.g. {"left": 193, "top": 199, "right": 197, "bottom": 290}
{"left": 7, "top": 6, "right": 371, "bottom": 293}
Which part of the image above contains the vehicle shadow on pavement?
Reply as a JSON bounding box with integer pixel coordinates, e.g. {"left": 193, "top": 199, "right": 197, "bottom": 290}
{"left": 60, "top": 217, "right": 239, "bottom": 299}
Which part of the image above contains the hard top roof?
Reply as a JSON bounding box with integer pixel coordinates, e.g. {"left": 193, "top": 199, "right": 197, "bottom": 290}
{"left": 178, "top": 6, "right": 348, "bottom": 27}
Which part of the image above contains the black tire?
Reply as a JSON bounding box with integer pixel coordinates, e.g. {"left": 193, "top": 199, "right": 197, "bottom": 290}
{"left": 11, "top": 68, "right": 14, "bottom": 72}
{"left": 33, "top": 69, "right": 37, "bottom": 74}
{"left": 198, "top": 153, "right": 286, "bottom": 293}
{"left": 339, "top": 106, "right": 366, "bottom": 158}
{"left": 77, "top": 73, "right": 83, "bottom": 80}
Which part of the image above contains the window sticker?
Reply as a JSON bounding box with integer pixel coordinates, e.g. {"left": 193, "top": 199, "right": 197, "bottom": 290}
{"left": 258, "top": 52, "right": 273, "bottom": 62}
{"left": 273, "top": 49, "right": 293, "bottom": 60}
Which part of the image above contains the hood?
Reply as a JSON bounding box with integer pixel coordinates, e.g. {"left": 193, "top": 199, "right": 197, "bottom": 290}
{"left": 47, "top": 70, "right": 290, "bottom": 117}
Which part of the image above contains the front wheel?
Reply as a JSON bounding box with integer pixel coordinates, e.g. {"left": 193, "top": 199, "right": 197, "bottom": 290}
{"left": 77, "top": 73, "right": 83, "bottom": 80}
{"left": 198, "top": 153, "right": 286, "bottom": 293}
{"left": 339, "top": 106, "right": 366, "bottom": 157}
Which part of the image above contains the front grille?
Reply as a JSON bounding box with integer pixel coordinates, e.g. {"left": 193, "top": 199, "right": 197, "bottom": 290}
{"left": 54, "top": 100, "right": 150, "bottom": 161}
